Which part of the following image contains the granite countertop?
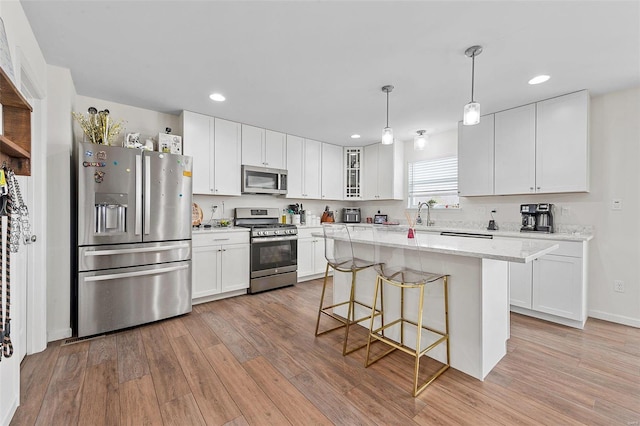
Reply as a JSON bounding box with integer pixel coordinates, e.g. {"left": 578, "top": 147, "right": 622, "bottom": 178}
{"left": 412, "top": 225, "right": 593, "bottom": 242}
{"left": 192, "top": 226, "right": 249, "bottom": 234}
{"left": 321, "top": 229, "right": 559, "bottom": 264}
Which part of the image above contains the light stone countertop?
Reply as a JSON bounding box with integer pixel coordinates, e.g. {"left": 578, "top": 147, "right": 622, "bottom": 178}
{"left": 317, "top": 228, "right": 559, "bottom": 263}
{"left": 327, "top": 223, "right": 593, "bottom": 242}
{"left": 412, "top": 225, "right": 593, "bottom": 242}
{"left": 192, "top": 226, "right": 249, "bottom": 234}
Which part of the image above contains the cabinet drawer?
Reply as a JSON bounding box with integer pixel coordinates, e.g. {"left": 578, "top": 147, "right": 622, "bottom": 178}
{"left": 297, "top": 226, "right": 323, "bottom": 239}
{"left": 193, "top": 231, "right": 249, "bottom": 247}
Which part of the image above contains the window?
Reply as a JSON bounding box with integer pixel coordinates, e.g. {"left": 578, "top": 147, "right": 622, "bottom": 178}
{"left": 407, "top": 157, "right": 459, "bottom": 208}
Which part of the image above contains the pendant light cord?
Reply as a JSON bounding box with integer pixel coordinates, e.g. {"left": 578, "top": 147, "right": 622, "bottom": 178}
{"left": 471, "top": 52, "right": 475, "bottom": 103}
{"left": 386, "top": 90, "right": 390, "bottom": 127}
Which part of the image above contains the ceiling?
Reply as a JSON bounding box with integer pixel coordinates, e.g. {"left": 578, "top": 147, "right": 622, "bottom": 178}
{"left": 21, "top": 1, "right": 640, "bottom": 146}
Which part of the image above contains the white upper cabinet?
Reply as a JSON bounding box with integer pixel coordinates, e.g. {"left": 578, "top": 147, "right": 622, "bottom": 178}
{"left": 458, "top": 90, "right": 589, "bottom": 197}
{"left": 536, "top": 90, "right": 589, "bottom": 193}
{"left": 241, "top": 124, "right": 265, "bottom": 167}
{"left": 494, "top": 104, "right": 536, "bottom": 195}
{"left": 242, "top": 125, "right": 286, "bottom": 170}
{"left": 265, "top": 130, "right": 287, "bottom": 169}
{"left": 182, "top": 111, "right": 241, "bottom": 196}
{"left": 363, "top": 142, "right": 404, "bottom": 200}
{"left": 286, "top": 135, "right": 321, "bottom": 199}
{"left": 321, "top": 143, "right": 344, "bottom": 200}
{"left": 213, "top": 118, "right": 242, "bottom": 196}
{"left": 458, "top": 114, "right": 495, "bottom": 196}
{"left": 182, "top": 111, "right": 213, "bottom": 194}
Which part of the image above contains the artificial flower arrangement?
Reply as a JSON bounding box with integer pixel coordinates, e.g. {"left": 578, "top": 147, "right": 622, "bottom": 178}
{"left": 72, "top": 107, "right": 124, "bottom": 145}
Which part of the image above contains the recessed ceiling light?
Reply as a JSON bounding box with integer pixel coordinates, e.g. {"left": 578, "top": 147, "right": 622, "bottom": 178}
{"left": 209, "top": 93, "right": 226, "bottom": 102}
{"left": 351, "top": 134, "right": 361, "bottom": 139}
{"left": 528, "top": 75, "right": 550, "bottom": 85}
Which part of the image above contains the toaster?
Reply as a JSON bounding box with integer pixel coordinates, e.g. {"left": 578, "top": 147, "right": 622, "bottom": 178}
{"left": 342, "top": 208, "right": 361, "bottom": 223}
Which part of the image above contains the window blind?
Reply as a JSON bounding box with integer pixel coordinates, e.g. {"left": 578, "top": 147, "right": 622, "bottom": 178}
{"left": 408, "top": 157, "right": 458, "bottom": 197}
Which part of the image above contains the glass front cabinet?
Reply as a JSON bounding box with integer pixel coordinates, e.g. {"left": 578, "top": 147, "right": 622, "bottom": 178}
{"left": 344, "top": 147, "right": 362, "bottom": 199}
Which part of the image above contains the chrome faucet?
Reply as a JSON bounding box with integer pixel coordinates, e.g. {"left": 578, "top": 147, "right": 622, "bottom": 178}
{"left": 416, "top": 202, "right": 434, "bottom": 226}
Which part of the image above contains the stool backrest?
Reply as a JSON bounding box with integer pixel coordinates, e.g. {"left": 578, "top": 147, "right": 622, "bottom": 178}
{"left": 372, "top": 224, "right": 427, "bottom": 280}
{"left": 323, "top": 223, "right": 355, "bottom": 265}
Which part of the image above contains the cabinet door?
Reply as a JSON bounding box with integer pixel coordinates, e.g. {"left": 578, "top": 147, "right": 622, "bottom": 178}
{"left": 533, "top": 255, "right": 583, "bottom": 320}
{"left": 192, "top": 246, "right": 220, "bottom": 298}
{"left": 220, "top": 244, "right": 250, "bottom": 292}
{"left": 214, "top": 118, "right": 242, "bottom": 195}
{"left": 241, "top": 124, "right": 265, "bottom": 167}
{"left": 376, "top": 143, "right": 398, "bottom": 200}
{"left": 303, "top": 139, "right": 322, "bottom": 199}
{"left": 286, "top": 135, "right": 304, "bottom": 198}
{"left": 458, "top": 115, "right": 495, "bottom": 196}
{"left": 265, "top": 130, "right": 286, "bottom": 169}
{"left": 297, "top": 238, "right": 315, "bottom": 278}
{"left": 362, "top": 143, "right": 379, "bottom": 200}
{"left": 321, "top": 143, "right": 343, "bottom": 200}
{"left": 509, "top": 261, "right": 533, "bottom": 309}
{"left": 313, "top": 238, "right": 327, "bottom": 275}
{"left": 182, "top": 111, "right": 214, "bottom": 194}
{"left": 536, "top": 91, "right": 589, "bottom": 193}
{"left": 494, "top": 105, "right": 536, "bottom": 195}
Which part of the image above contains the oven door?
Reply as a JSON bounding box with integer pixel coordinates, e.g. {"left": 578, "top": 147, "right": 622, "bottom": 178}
{"left": 251, "top": 235, "right": 297, "bottom": 278}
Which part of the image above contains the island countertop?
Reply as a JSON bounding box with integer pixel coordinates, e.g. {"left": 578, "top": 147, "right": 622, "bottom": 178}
{"left": 314, "top": 227, "right": 559, "bottom": 263}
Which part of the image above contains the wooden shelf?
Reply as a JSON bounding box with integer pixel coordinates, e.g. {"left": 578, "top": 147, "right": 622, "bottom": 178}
{"left": 0, "top": 65, "right": 32, "bottom": 176}
{"left": 0, "top": 135, "right": 30, "bottom": 158}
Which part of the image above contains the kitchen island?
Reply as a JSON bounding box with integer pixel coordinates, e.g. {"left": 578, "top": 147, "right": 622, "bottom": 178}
{"left": 317, "top": 227, "right": 559, "bottom": 381}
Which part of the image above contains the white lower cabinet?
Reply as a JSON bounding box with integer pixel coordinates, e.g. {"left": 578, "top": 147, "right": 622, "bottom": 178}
{"left": 192, "top": 231, "right": 250, "bottom": 301}
{"left": 508, "top": 239, "right": 587, "bottom": 328}
{"left": 297, "top": 227, "right": 326, "bottom": 281}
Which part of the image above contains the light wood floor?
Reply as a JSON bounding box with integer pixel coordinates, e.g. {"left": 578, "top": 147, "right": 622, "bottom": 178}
{"left": 10, "top": 278, "right": 640, "bottom": 425}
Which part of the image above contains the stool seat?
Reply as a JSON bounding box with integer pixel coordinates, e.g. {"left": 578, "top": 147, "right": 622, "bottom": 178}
{"left": 379, "top": 266, "right": 445, "bottom": 286}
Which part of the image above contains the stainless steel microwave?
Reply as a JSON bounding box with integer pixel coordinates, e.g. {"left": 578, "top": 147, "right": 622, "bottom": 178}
{"left": 241, "top": 165, "right": 288, "bottom": 195}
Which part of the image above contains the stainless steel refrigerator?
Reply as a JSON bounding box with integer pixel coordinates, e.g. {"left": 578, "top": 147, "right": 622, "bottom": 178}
{"left": 72, "top": 141, "right": 193, "bottom": 337}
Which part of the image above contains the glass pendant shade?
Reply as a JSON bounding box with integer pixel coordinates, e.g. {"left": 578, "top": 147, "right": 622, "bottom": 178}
{"left": 381, "top": 127, "right": 394, "bottom": 145}
{"left": 463, "top": 102, "right": 480, "bottom": 126}
{"left": 414, "top": 133, "right": 428, "bottom": 150}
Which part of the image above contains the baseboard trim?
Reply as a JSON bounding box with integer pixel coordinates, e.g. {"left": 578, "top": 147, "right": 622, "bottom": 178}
{"left": 47, "top": 327, "right": 73, "bottom": 342}
{"left": 588, "top": 310, "right": 640, "bottom": 328}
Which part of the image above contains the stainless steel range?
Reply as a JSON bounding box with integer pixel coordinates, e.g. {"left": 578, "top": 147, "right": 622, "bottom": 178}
{"left": 234, "top": 208, "right": 298, "bottom": 293}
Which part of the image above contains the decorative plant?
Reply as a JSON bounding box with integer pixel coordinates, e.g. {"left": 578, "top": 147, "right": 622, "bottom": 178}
{"left": 72, "top": 107, "right": 124, "bottom": 145}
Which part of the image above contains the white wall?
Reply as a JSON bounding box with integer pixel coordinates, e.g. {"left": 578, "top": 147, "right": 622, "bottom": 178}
{"left": 74, "top": 95, "right": 180, "bottom": 148}
{"left": 45, "top": 65, "right": 75, "bottom": 341}
{"left": 373, "top": 87, "right": 640, "bottom": 327}
{"left": 0, "top": 1, "right": 48, "bottom": 425}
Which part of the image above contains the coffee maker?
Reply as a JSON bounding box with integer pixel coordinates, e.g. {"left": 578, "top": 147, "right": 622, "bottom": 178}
{"left": 520, "top": 203, "right": 554, "bottom": 233}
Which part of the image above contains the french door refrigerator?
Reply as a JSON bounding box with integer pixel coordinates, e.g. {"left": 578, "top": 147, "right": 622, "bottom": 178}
{"left": 73, "top": 141, "right": 193, "bottom": 337}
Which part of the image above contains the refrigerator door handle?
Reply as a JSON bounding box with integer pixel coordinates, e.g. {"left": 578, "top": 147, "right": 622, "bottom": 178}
{"left": 144, "top": 155, "right": 151, "bottom": 235}
{"left": 84, "top": 243, "right": 191, "bottom": 256}
{"left": 84, "top": 264, "right": 189, "bottom": 282}
{"left": 135, "top": 154, "right": 142, "bottom": 235}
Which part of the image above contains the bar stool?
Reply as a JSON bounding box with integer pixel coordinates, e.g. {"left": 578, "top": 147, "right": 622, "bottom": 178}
{"left": 364, "top": 225, "right": 450, "bottom": 397}
{"left": 315, "top": 223, "right": 382, "bottom": 355}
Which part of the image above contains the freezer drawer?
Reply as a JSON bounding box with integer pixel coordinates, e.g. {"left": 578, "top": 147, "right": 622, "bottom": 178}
{"left": 78, "top": 261, "right": 192, "bottom": 337}
{"left": 78, "top": 240, "right": 191, "bottom": 272}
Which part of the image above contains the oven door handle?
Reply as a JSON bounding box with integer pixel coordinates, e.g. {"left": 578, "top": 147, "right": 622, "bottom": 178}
{"left": 252, "top": 236, "right": 298, "bottom": 243}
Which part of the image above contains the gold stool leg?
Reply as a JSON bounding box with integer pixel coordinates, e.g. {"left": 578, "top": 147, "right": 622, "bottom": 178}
{"left": 365, "top": 275, "right": 382, "bottom": 366}
{"left": 342, "top": 270, "right": 357, "bottom": 355}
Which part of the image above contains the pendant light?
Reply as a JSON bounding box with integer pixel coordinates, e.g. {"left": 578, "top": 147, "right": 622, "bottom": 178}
{"left": 381, "top": 85, "right": 394, "bottom": 145}
{"left": 463, "top": 45, "right": 483, "bottom": 126}
{"left": 414, "top": 130, "right": 428, "bottom": 151}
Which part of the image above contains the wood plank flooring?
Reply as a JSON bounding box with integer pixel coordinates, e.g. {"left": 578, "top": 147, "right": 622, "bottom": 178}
{"left": 11, "top": 278, "right": 640, "bottom": 425}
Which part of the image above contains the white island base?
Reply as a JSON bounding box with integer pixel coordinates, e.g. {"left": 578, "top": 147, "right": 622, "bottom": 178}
{"left": 327, "top": 233, "right": 557, "bottom": 381}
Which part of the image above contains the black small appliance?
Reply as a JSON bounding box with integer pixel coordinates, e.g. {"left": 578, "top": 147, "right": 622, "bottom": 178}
{"left": 520, "top": 203, "right": 554, "bottom": 233}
